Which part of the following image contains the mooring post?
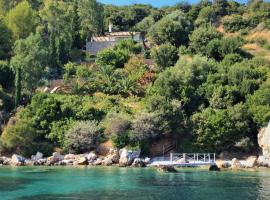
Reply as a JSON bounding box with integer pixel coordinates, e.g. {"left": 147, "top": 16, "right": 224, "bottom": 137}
{"left": 208, "top": 153, "right": 210, "bottom": 163}
{"left": 170, "top": 153, "right": 173, "bottom": 164}
{"left": 193, "top": 154, "right": 195, "bottom": 163}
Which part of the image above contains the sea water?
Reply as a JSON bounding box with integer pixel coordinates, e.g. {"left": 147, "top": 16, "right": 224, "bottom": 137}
{"left": 0, "top": 166, "right": 269, "bottom": 200}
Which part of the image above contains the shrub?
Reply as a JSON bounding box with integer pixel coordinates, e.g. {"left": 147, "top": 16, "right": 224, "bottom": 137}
{"left": 151, "top": 43, "right": 179, "bottom": 70}
{"left": 105, "top": 113, "right": 131, "bottom": 148}
{"left": 64, "top": 121, "right": 103, "bottom": 153}
{"left": 130, "top": 112, "right": 169, "bottom": 143}
{"left": 96, "top": 48, "right": 130, "bottom": 68}
{"left": 222, "top": 15, "right": 250, "bottom": 32}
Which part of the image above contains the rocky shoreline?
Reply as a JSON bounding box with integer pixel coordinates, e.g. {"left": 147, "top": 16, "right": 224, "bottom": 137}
{"left": 1, "top": 122, "right": 270, "bottom": 170}
{"left": 0, "top": 148, "right": 150, "bottom": 168}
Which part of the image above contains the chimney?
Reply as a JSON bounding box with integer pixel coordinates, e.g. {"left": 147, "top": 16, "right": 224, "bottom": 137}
{"left": 109, "top": 22, "right": 113, "bottom": 33}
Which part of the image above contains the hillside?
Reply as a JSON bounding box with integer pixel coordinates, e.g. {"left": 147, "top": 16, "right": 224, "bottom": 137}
{"left": 0, "top": 0, "right": 270, "bottom": 157}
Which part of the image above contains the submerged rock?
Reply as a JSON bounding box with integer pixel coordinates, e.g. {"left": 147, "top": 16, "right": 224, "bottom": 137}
{"left": 209, "top": 164, "right": 220, "bottom": 171}
{"left": 157, "top": 165, "right": 177, "bottom": 173}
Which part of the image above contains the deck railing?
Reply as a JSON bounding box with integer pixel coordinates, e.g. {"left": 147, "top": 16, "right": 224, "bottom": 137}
{"left": 152, "top": 153, "right": 216, "bottom": 164}
{"left": 169, "top": 153, "right": 216, "bottom": 164}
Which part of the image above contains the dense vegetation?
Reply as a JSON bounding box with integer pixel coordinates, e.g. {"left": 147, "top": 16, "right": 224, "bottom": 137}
{"left": 0, "top": 0, "right": 270, "bottom": 157}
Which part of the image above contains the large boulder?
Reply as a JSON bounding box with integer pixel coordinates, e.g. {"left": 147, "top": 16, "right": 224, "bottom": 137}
{"left": 64, "top": 154, "right": 78, "bottom": 160}
{"left": 10, "top": 154, "right": 25, "bottom": 166}
{"left": 93, "top": 158, "right": 103, "bottom": 166}
{"left": 119, "top": 148, "right": 140, "bottom": 167}
{"left": 231, "top": 158, "right": 242, "bottom": 169}
{"left": 132, "top": 158, "right": 146, "bottom": 167}
{"left": 31, "top": 152, "right": 43, "bottom": 161}
{"left": 243, "top": 156, "right": 258, "bottom": 168}
{"left": 87, "top": 152, "right": 98, "bottom": 163}
{"left": 216, "top": 160, "right": 231, "bottom": 169}
{"left": 258, "top": 122, "right": 270, "bottom": 166}
{"left": 74, "top": 156, "right": 88, "bottom": 165}
{"left": 257, "top": 155, "right": 269, "bottom": 167}
{"left": 46, "top": 152, "right": 64, "bottom": 165}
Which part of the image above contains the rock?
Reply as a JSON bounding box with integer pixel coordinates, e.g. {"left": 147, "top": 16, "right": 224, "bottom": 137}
{"left": 102, "top": 157, "right": 113, "bottom": 166}
{"left": 107, "top": 148, "right": 120, "bottom": 163}
{"left": 209, "top": 164, "right": 220, "bottom": 171}
{"left": 31, "top": 152, "right": 43, "bottom": 161}
{"left": 64, "top": 154, "right": 78, "bottom": 160}
{"left": 3, "top": 157, "right": 11, "bottom": 165}
{"left": 10, "top": 154, "right": 25, "bottom": 166}
{"left": 132, "top": 158, "right": 146, "bottom": 167}
{"left": 244, "top": 156, "right": 257, "bottom": 168}
{"left": 144, "top": 157, "right": 151, "bottom": 164}
{"left": 119, "top": 148, "right": 140, "bottom": 167}
{"left": 25, "top": 159, "right": 34, "bottom": 166}
{"left": 258, "top": 122, "right": 270, "bottom": 164}
{"left": 87, "top": 152, "right": 98, "bottom": 163}
{"left": 35, "top": 159, "right": 47, "bottom": 165}
{"left": 46, "top": 152, "right": 64, "bottom": 165}
{"left": 231, "top": 158, "right": 242, "bottom": 169}
{"left": 75, "top": 157, "right": 88, "bottom": 165}
{"left": 216, "top": 160, "right": 231, "bottom": 169}
{"left": 157, "top": 166, "right": 177, "bottom": 173}
{"left": 93, "top": 158, "right": 103, "bottom": 166}
{"left": 257, "top": 156, "right": 269, "bottom": 167}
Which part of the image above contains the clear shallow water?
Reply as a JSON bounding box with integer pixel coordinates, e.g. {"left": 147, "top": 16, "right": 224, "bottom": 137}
{"left": 0, "top": 167, "right": 270, "bottom": 200}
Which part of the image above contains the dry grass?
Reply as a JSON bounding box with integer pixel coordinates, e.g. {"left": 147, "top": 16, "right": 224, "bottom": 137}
{"left": 243, "top": 43, "right": 270, "bottom": 61}
{"left": 246, "top": 30, "right": 270, "bottom": 43}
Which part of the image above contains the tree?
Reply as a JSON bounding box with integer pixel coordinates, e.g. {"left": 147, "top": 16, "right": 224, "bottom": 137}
{"left": 40, "top": 0, "right": 75, "bottom": 72}
{"left": 151, "top": 43, "right": 179, "bottom": 70}
{"left": 195, "top": 6, "right": 216, "bottom": 26}
{"left": 248, "top": 79, "right": 270, "bottom": 127}
{"left": 0, "top": 61, "right": 14, "bottom": 90}
{"left": 148, "top": 10, "right": 192, "bottom": 47}
{"left": 189, "top": 25, "right": 223, "bottom": 54}
{"left": 10, "top": 33, "right": 48, "bottom": 101}
{"left": 64, "top": 120, "right": 103, "bottom": 153}
{"left": 192, "top": 104, "right": 254, "bottom": 152}
{"left": 0, "top": 17, "right": 12, "bottom": 60}
{"left": 6, "top": 0, "right": 37, "bottom": 39}
{"left": 77, "top": 0, "right": 104, "bottom": 40}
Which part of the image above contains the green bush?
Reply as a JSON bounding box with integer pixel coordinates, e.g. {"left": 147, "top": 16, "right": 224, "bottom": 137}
{"left": 151, "top": 43, "right": 179, "bottom": 70}
{"left": 222, "top": 15, "right": 250, "bottom": 32}
{"left": 96, "top": 48, "right": 130, "bottom": 68}
{"left": 64, "top": 121, "right": 103, "bottom": 153}
{"left": 105, "top": 113, "right": 131, "bottom": 148}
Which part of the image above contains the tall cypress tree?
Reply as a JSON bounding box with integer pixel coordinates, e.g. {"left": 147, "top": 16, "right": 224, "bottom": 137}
{"left": 14, "top": 66, "right": 21, "bottom": 107}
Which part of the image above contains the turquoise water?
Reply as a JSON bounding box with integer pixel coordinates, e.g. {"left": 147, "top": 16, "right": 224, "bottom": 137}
{"left": 0, "top": 167, "right": 270, "bottom": 200}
